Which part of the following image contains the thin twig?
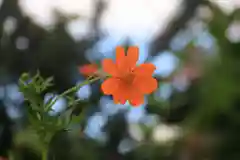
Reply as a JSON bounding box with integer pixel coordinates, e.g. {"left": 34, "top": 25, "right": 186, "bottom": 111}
{"left": 46, "top": 76, "right": 101, "bottom": 110}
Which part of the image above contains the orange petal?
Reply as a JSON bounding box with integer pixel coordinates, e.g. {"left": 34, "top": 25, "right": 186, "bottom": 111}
{"left": 113, "top": 95, "right": 119, "bottom": 104}
{"left": 115, "top": 46, "right": 129, "bottom": 72}
{"left": 101, "top": 78, "right": 120, "bottom": 95}
{"left": 134, "top": 63, "right": 156, "bottom": 76}
{"left": 102, "top": 59, "right": 118, "bottom": 76}
{"left": 112, "top": 80, "right": 130, "bottom": 104}
{"left": 79, "top": 64, "right": 98, "bottom": 76}
{"left": 133, "top": 77, "right": 158, "bottom": 94}
{"left": 126, "top": 46, "right": 139, "bottom": 68}
{"left": 116, "top": 46, "right": 126, "bottom": 61}
{"left": 129, "top": 90, "right": 145, "bottom": 107}
{"left": 113, "top": 94, "right": 127, "bottom": 104}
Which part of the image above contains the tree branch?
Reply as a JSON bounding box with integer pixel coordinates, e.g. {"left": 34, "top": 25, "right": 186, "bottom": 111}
{"left": 91, "top": 0, "right": 108, "bottom": 41}
{"left": 148, "top": 0, "right": 206, "bottom": 61}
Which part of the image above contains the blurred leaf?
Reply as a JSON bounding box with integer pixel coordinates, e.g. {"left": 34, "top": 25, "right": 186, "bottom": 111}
{"left": 14, "top": 129, "right": 44, "bottom": 153}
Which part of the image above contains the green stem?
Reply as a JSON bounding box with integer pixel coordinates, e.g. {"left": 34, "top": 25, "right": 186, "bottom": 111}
{"left": 42, "top": 148, "right": 48, "bottom": 160}
{"left": 46, "top": 76, "right": 100, "bottom": 110}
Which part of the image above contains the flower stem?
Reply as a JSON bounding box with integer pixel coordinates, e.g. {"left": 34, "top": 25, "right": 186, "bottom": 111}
{"left": 46, "top": 76, "right": 100, "bottom": 110}
{"left": 42, "top": 148, "right": 48, "bottom": 160}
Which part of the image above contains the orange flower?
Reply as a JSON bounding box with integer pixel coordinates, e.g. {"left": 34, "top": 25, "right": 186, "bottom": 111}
{"left": 78, "top": 64, "right": 98, "bottom": 76}
{"left": 101, "top": 46, "right": 158, "bottom": 106}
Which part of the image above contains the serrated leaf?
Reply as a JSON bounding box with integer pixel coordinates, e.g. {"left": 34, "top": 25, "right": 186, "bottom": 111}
{"left": 45, "top": 76, "right": 54, "bottom": 85}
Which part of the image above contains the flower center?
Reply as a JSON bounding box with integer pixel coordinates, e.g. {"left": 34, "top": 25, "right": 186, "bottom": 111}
{"left": 123, "top": 73, "right": 135, "bottom": 84}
